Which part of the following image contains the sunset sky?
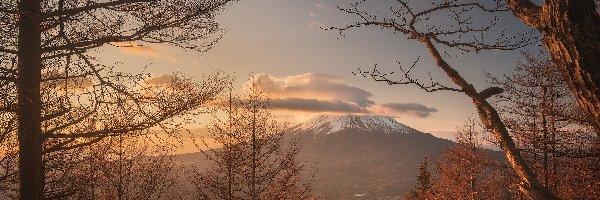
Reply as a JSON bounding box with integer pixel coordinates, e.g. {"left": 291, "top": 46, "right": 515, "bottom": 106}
{"left": 94, "top": 0, "right": 541, "bottom": 140}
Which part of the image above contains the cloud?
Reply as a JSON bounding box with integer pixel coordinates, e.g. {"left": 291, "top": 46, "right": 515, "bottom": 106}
{"left": 251, "top": 73, "right": 373, "bottom": 106}
{"left": 138, "top": 74, "right": 188, "bottom": 97}
{"left": 270, "top": 98, "right": 365, "bottom": 113}
{"left": 111, "top": 42, "right": 176, "bottom": 62}
{"left": 43, "top": 71, "right": 94, "bottom": 93}
{"left": 112, "top": 42, "right": 159, "bottom": 57}
{"left": 73, "top": 77, "right": 94, "bottom": 88}
{"left": 367, "top": 103, "right": 438, "bottom": 118}
{"left": 247, "top": 73, "right": 438, "bottom": 118}
{"left": 58, "top": 77, "right": 93, "bottom": 93}
{"left": 143, "top": 74, "right": 177, "bottom": 85}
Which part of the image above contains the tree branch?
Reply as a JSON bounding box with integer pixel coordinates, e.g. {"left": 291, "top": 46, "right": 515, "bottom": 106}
{"left": 0, "top": 47, "right": 17, "bottom": 55}
{"left": 43, "top": 0, "right": 152, "bottom": 18}
{"left": 506, "top": 0, "right": 543, "bottom": 28}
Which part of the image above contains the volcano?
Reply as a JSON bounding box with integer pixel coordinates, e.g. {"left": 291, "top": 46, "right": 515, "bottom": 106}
{"left": 291, "top": 114, "right": 453, "bottom": 199}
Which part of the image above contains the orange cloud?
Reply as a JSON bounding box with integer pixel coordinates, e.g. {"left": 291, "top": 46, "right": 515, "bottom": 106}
{"left": 143, "top": 74, "right": 177, "bottom": 85}
{"left": 43, "top": 71, "right": 94, "bottom": 93}
{"left": 138, "top": 74, "right": 188, "bottom": 97}
{"left": 111, "top": 42, "right": 176, "bottom": 62}
{"left": 112, "top": 42, "right": 158, "bottom": 56}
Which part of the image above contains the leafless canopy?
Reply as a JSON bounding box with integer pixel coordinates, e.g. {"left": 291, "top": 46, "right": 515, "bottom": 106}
{"left": 193, "top": 79, "right": 315, "bottom": 200}
{"left": 332, "top": 0, "right": 537, "bottom": 94}
{"left": 1, "top": 0, "right": 234, "bottom": 198}
{"left": 0, "top": 0, "right": 234, "bottom": 149}
{"left": 328, "top": 0, "right": 558, "bottom": 199}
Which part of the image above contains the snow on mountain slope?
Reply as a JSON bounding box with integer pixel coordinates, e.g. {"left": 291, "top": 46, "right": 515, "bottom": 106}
{"left": 290, "top": 114, "right": 413, "bottom": 135}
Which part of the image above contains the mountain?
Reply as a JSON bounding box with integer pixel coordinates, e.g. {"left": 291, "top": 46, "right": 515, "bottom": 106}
{"left": 290, "top": 115, "right": 414, "bottom": 135}
{"left": 291, "top": 114, "right": 454, "bottom": 200}
{"left": 177, "top": 114, "right": 455, "bottom": 200}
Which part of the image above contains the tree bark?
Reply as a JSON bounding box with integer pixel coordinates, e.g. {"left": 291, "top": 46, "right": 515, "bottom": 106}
{"left": 17, "top": 0, "right": 44, "bottom": 199}
{"left": 541, "top": 0, "right": 600, "bottom": 134}
{"left": 508, "top": 0, "right": 600, "bottom": 134}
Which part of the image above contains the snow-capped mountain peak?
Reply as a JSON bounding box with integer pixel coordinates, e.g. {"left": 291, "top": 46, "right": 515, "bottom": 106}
{"left": 291, "top": 114, "right": 412, "bottom": 135}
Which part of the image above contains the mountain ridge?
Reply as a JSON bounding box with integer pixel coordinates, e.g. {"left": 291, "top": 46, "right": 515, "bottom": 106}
{"left": 290, "top": 114, "right": 419, "bottom": 135}
{"left": 290, "top": 114, "right": 454, "bottom": 199}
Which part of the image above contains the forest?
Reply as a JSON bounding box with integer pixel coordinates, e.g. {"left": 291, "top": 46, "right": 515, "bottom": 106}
{"left": 0, "top": 0, "right": 599, "bottom": 199}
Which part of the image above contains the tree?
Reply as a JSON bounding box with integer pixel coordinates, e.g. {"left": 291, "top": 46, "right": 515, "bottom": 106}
{"left": 330, "top": 0, "right": 556, "bottom": 198}
{"left": 75, "top": 134, "right": 181, "bottom": 200}
{"left": 406, "top": 158, "right": 434, "bottom": 200}
{"left": 0, "top": 111, "right": 18, "bottom": 199}
{"left": 0, "top": 0, "right": 234, "bottom": 199}
{"left": 491, "top": 52, "right": 600, "bottom": 198}
{"left": 408, "top": 116, "right": 523, "bottom": 200}
{"left": 192, "top": 79, "right": 315, "bottom": 200}
{"left": 506, "top": 0, "right": 600, "bottom": 134}
{"left": 434, "top": 116, "right": 519, "bottom": 200}
{"left": 0, "top": 70, "right": 228, "bottom": 198}
{"left": 0, "top": 71, "right": 227, "bottom": 199}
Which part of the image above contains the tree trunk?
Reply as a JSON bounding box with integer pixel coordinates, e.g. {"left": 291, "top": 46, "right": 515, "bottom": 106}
{"left": 17, "top": 0, "right": 44, "bottom": 199}
{"left": 541, "top": 0, "right": 600, "bottom": 134}
{"left": 251, "top": 105, "right": 257, "bottom": 200}
{"left": 509, "top": 0, "right": 600, "bottom": 134}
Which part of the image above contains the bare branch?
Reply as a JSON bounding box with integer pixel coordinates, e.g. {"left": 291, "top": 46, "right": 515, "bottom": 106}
{"left": 354, "top": 59, "right": 463, "bottom": 93}
{"left": 332, "top": 1, "right": 557, "bottom": 198}
{"left": 44, "top": 136, "right": 106, "bottom": 153}
{"left": 0, "top": 48, "right": 17, "bottom": 55}
{"left": 44, "top": 0, "right": 151, "bottom": 18}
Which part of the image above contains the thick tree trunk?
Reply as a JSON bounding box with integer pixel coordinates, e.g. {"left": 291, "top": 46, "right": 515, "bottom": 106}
{"left": 17, "top": 0, "right": 44, "bottom": 199}
{"left": 540, "top": 0, "right": 600, "bottom": 134}
{"left": 509, "top": 0, "right": 600, "bottom": 134}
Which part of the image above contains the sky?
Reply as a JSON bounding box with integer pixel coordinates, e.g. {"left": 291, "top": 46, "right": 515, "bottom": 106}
{"left": 95, "top": 0, "right": 542, "bottom": 140}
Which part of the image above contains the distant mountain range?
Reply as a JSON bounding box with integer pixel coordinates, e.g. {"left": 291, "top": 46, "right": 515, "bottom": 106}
{"left": 178, "top": 114, "right": 455, "bottom": 200}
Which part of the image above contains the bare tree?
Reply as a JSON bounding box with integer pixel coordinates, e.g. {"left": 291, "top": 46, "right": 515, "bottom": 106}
{"left": 329, "top": 0, "right": 556, "bottom": 198}
{"left": 193, "top": 86, "right": 245, "bottom": 200}
{"left": 434, "top": 116, "right": 519, "bottom": 199}
{"left": 0, "top": 0, "right": 235, "bottom": 199}
{"left": 0, "top": 112, "right": 18, "bottom": 199}
{"left": 192, "top": 79, "right": 315, "bottom": 200}
{"left": 506, "top": 0, "right": 600, "bottom": 134}
{"left": 74, "top": 134, "right": 181, "bottom": 200}
{"left": 406, "top": 158, "right": 435, "bottom": 200}
{"left": 408, "top": 116, "right": 521, "bottom": 200}
{"left": 491, "top": 52, "right": 600, "bottom": 198}
{"left": 0, "top": 71, "right": 228, "bottom": 198}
